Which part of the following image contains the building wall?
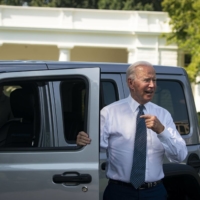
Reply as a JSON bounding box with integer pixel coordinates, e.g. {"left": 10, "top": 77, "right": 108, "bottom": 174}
{"left": 0, "top": 44, "right": 58, "bottom": 60}
{"left": 71, "top": 47, "right": 127, "bottom": 63}
{"left": 0, "top": 44, "right": 127, "bottom": 63}
{"left": 0, "top": 6, "right": 179, "bottom": 65}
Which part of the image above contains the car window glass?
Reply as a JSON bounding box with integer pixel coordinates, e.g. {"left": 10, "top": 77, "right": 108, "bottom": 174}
{"left": 151, "top": 80, "right": 189, "bottom": 135}
{"left": 101, "top": 81, "right": 118, "bottom": 108}
{"left": 60, "top": 78, "right": 87, "bottom": 144}
{"left": 0, "top": 82, "right": 41, "bottom": 149}
{"left": 0, "top": 76, "right": 90, "bottom": 150}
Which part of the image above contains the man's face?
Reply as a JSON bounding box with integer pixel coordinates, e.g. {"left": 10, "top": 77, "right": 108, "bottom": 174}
{"left": 128, "top": 65, "right": 156, "bottom": 104}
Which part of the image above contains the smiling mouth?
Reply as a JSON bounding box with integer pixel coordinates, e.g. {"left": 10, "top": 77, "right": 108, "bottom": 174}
{"left": 145, "top": 91, "right": 154, "bottom": 94}
{"left": 145, "top": 91, "right": 154, "bottom": 95}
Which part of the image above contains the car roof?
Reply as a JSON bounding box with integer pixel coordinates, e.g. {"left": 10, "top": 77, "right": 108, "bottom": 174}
{"left": 0, "top": 61, "right": 186, "bottom": 75}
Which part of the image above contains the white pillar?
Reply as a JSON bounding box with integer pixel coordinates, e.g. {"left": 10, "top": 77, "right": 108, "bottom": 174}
{"left": 177, "top": 50, "right": 184, "bottom": 67}
{"left": 193, "top": 77, "right": 200, "bottom": 112}
{"left": 155, "top": 36, "right": 159, "bottom": 65}
{"left": 127, "top": 48, "right": 136, "bottom": 64}
{"left": 57, "top": 45, "right": 74, "bottom": 61}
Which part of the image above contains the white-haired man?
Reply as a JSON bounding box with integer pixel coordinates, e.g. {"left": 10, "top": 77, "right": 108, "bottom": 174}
{"left": 77, "top": 61, "right": 187, "bottom": 200}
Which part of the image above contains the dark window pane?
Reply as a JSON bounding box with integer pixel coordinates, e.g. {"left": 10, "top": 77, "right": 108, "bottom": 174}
{"left": 152, "top": 80, "right": 189, "bottom": 135}
{"left": 0, "top": 82, "right": 41, "bottom": 148}
{"left": 61, "top": 79, "right": 86, "bottom": 143}
{"left": 102, "top": 81, "right": 118, "bottom": 107}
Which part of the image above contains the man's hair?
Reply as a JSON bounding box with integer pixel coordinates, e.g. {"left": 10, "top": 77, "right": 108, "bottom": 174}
{"left": 126, "top": 61, "right": 153, "bottom": 81}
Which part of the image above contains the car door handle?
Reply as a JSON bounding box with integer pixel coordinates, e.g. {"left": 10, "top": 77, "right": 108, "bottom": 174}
{"left": 53, "top": 172, "right": 92, "bottom": 184}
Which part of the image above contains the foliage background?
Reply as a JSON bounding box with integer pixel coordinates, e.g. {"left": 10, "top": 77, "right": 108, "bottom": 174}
{"left": 0, "top": 0, "right": 163, "bottom": 11}
{"left": 162, "top": 0, "right": 200, "bottom": 83}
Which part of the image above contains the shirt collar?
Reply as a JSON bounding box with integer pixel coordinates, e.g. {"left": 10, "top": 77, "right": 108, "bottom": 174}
{"left": 127, "top": 94, "right": 150, "bottom": 113}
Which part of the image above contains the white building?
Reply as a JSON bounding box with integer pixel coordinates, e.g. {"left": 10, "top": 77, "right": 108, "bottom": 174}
{"left": 0, "top": 5, "right": 199, "bottom": 111}
{"left": 0, "top": 6, "right": 182, "bottom": 64}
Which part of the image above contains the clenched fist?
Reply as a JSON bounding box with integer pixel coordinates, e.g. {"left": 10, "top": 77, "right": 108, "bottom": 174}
{"left": 141, "top": 115, "right": 164, "bottom": 134}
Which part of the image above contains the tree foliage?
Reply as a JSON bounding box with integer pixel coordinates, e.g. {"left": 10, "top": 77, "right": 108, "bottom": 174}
{"left": 0, "top": 0, "right": 163, "bottom": 11}
{"left": 98, "top": 0, "right": 162, "bottom": 11}
{"left": 0, "top": 0, "right": 98, "bottom": 7}
{"left": 0, "top": 0, "right": 23, "bottom": 5}
{"left": 46, "top": 0, "right": 98, "bottom": 8}
{"left": 162, "top": 0, "right": 200, "bottom": 82}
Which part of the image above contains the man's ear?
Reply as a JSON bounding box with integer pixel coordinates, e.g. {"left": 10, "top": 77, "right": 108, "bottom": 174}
{"left": 128, "top": 78, "right": 135, "bottom": 90}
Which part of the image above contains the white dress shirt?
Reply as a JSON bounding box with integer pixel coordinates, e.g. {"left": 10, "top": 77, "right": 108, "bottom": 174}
{"left": 100, "top": 95, "right": 188, "bottom": 183}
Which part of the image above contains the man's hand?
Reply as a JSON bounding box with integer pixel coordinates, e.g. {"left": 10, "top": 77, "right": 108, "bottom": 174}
{"left": 76, "top": 131, "right": 91, "bottom": 146}
{"left": 141, "top": 115, "right": 164, "bottom": 134}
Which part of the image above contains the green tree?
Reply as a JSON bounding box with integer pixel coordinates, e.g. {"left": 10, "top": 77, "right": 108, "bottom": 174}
{"left": 0, "top": 0, "right": 163, "bottom": 10}
{"left": 0, "top": 0, "right": 23, "bottom": 5}
{"left": 47, "top": 0, "right": 97, "bottom": 8}
{"left": 0, "top": 0, "right": 99, "bottom": 8}
{"left": 98, "top": 0, "right": 163, "bottom": 11}
{"left": 98, "top": 0, "right": 123, "bottom": 10}
{"left": 162, "top": 0, "right": 200, "bottom": 82}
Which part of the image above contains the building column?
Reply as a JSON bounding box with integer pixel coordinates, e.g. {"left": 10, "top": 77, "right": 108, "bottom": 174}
{"left": 178, "top": 50, "right": 185, "bottom": 67}
{"left": 127, "top": 48, "right": 136, "bottom": 64}
{"left": 155, "top": 36, "right": 159, "bottom": 65}
{"left": 193, "top": 75, "right": 200, "bottom": 112}
{"left": 57, "top": 45, "right": 74, "bottom": 61}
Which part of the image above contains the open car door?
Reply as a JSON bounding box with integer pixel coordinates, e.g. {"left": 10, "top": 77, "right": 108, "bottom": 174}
{"left": 0, "top": 67, "right": 100, "bottom": 200}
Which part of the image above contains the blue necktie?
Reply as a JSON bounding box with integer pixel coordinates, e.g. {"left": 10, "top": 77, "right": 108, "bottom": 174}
{"left": 130, "top": 105, "right": 147, "bottom": 189}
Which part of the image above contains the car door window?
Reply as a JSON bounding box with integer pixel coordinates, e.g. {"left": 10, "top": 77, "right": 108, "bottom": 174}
{"left": 0, "top": 77, "right": 89, "bottom": 149}
{"left": 0, "top": 81, "right": 42, "bottom": 148}
{"left": 101, "top": 80, "right": 119, "bottom": 109}
{"left": 151, "top": 80, "right": 189, "bottom": 135}
{"left": 60, "top": 78, "right": 87, "bottom": 143}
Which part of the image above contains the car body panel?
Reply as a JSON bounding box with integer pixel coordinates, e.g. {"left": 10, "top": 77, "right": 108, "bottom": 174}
{"left": 0, "top": 68, "right": 100, "bottom": 200}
